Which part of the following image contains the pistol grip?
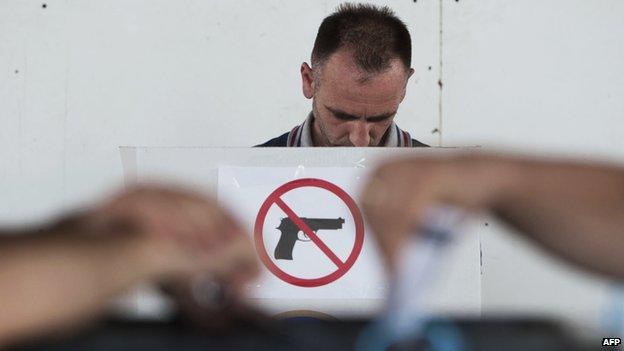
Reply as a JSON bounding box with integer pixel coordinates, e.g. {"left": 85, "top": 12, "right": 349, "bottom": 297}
{"left": 274, "top": 230, "right": 297, "bottom": 260}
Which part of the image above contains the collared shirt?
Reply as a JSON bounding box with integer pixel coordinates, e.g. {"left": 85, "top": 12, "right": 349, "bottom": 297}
{"left": 285, "top": 113, "right": 417, "bottom": 147}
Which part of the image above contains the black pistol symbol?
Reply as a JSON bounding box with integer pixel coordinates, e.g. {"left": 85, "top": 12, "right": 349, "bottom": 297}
{"left": 274, "top": 217, "right": 345, "bottom": 260}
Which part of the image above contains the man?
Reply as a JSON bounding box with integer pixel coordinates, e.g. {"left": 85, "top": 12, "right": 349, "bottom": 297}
{"left": 258, "top": 3, "right": 427, "bottom": 147}
{"left": 0, "top": 186, "right": 258, "bottom": 348}
{"left": 361, "top": 153, "right": 624, "bottom": 278}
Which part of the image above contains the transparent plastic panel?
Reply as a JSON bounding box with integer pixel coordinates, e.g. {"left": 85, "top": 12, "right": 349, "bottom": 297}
{"left": 119, "top": 147, "right": 481, "bottom": 318}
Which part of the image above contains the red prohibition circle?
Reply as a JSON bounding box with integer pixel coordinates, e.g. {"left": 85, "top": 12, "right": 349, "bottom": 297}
{"left": 254, "top": 178, "right": 364, "bottom": 287}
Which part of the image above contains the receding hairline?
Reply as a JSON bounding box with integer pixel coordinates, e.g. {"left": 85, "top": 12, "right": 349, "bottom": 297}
{"left": 312, "top": 48, "right": 410, "bottom": 88}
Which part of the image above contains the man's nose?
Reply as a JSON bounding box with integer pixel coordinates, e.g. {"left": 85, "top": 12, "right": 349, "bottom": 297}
{"left": 348, "top": 121, "right": 372, "bottom": 147}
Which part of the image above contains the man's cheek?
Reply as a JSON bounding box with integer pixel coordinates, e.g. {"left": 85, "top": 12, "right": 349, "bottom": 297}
{"left": 328, "top": 122, "right": 349, "bottom": 139}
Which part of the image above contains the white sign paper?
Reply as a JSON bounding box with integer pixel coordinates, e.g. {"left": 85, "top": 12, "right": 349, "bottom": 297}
{"left": 218, "top": 166, "right": 388, "bottom": 300}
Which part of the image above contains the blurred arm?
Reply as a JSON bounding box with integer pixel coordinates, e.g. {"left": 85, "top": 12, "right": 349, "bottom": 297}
{"left": 362, "top": 153, "right": 624, "bottom": 278}
{"left": 491, "top": 156, "right": 624, "bottom": 277}
{"left": 0, "top": 186, "right": 258, "bottom": 348}
{"left": 0, "top": 224, "right": 158, "bottom": 348}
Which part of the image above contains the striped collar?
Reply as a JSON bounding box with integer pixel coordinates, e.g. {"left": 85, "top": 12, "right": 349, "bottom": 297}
{"left": 286, "top": 112, "right": 414, "bottom": 147}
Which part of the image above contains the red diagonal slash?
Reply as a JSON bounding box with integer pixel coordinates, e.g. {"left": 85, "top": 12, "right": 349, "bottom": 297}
{"left": 274, "top": 197, "right": 344, "bottom": 268}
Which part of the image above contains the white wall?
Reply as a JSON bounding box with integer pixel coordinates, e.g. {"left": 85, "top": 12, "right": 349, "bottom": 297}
{"left": 441, "top": 0, "right": 624, "bottom": 329}
{"left": 1, "top": 0, "right": 439, "bottom": 222}
{"left": 2, "top": 0, "right": 624, "bottom": 328}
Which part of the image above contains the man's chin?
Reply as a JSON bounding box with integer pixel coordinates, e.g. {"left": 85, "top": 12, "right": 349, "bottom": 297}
{"left": 325, "top": 136, "right": 379, "bottom": 147}
{"left": 330, "top": 142, "right": 378, "bottom": 147}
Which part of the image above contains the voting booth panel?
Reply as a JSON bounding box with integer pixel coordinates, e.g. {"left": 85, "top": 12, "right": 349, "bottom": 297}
{"left": 119, "top": 147, "right": 481, "bottom": 318}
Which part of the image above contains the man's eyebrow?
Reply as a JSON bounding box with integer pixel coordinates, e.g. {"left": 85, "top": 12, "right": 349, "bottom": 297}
{"left": 366, "top": 113, "right": 395, "bottom": 122}
{"left": 326, "top": 106, "right": 359, "bottom": 120}
{"left": 325, "top": 106, "right": 396, "bottom": 122}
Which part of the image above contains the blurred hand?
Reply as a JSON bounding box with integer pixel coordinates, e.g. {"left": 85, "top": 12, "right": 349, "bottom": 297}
{"left": 361, "top": 154, "right": 516, "bottom": 270}
{"left": 82, "top": 185, "right": 259, "bottom": 296}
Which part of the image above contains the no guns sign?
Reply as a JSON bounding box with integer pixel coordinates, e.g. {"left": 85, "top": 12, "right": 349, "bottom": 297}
{"left": 254, "top": 178, "right": 365, "bottom": 287}
{"left": 217, "top": 166, "right": 387, "bottom": 301}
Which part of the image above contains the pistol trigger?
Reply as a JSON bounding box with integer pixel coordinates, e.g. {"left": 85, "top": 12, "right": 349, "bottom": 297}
{"left": 298, "top": 230, "right": 311, "bottom": 242}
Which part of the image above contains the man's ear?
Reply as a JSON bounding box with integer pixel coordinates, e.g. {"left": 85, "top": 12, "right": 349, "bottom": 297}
{"left": 301, "top": 62, "right": 315, "bottom": 99}
{"left": 399, "top": 68, "right": 416, "bottom": 102}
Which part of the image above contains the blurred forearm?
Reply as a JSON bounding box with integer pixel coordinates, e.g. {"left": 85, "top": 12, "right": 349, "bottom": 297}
{"left": 363, "top": 153, "right": 624, "bottom": 278}
{"left": 490, "top": 156, "right": 624, "bottom": 277}
{"left": 0, "top": 226, "right": 155, "bottom": 348}
{"left": 0, "top": 185, "right": 259, "bottom": 348}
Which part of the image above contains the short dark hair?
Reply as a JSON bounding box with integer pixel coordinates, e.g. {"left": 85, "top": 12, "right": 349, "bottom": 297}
{"left": 311, "top": 3, "right": 412, "bottom": 73}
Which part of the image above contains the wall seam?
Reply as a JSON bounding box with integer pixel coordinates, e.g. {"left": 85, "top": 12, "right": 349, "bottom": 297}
{"left": 438, "top": 0, "right": 444, "bottom": 147}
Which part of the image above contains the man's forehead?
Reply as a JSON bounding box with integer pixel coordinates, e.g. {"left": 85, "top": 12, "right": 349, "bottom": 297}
{"left": 321, "top": 89, "right": 398, "bottom": 114}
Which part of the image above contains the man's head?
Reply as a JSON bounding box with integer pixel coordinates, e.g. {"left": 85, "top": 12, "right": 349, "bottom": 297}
{"left": 301, "top": 3, "right": 414, "bottom": 146}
